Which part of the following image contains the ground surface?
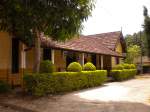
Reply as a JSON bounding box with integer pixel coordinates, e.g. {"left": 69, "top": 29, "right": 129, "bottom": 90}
{"left": 1, "top": 75, "right": 150, "bottom": 112}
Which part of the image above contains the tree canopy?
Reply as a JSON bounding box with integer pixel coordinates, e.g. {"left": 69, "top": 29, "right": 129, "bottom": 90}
{"left": 0, "top": 0, "right": 95, "bottom": 72}
{"left": 125, "top": 31, "right": 147, "bottom": 56}
{"left": 0, "top": 0, "right": 94, "bottom": 41}
{"left": 124, "top": 45, "right": 141, "bottom": 64}
{"left": 143, "top": 6, "right": 150, "bottom": 57}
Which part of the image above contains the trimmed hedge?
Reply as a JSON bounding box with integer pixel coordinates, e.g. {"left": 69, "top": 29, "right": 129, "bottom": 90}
{"left": 113, "top": 64, "right": 136, "bottom": 70}
{"left": 112, "top": 64, "right": 124, "bottom": 70}
{"left": 67, "top": 62, "right": 82, "bottom": 72}
{"left": 24, "top": 70, "right": 107, "bottom": 96}
{"left": 83, "top": 62, "right": 96, "bottom": 71}
{"left": 40, "top": 60, "right": 55, "bottom": 73}
{"left": 110, "top": 69, "right": 137, "bottom": 81}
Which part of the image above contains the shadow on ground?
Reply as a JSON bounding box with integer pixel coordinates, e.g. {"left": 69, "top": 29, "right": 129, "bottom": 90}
{"left": 0, "top": 94, "right": 150, "bottom": 112}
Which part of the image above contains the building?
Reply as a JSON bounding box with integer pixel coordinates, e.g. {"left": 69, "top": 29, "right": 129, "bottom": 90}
{"left": 0, "top": 31, "right": 126, "bottom": 86}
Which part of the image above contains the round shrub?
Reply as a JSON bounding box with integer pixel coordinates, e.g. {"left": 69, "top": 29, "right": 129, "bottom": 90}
{"left": 113, "top": 64, "right": 124, "bottom": 70}
{"left": 122, "top": 64, "right": 130, "bottom": 69}
{"left": 83, "top": 62, "right": 96, "bottom": 71}
{"left": 130, "top": 64, "right": 136, "bottom": 69}
{"left": 40, "top": 60, "right": 55, "bottom": 73}
{"left": 67, "top": 62, "right": 82, "bottom": 72}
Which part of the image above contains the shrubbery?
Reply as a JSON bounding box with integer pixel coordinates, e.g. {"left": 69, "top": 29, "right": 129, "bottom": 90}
{"left": 67, "top": 62, "right": 82, "bottom": 72}
{"left": 113, "top": 64, "right": 136, "bottom": 70}
{"left": 113, "top": 64, "right": 124, "bottom": 70}
{"left": 83, "top": 62, "right": 96, "bottom": 71}
{"left": 110, "top": 69, "right": 137, "bottom": 81}
{"left": 24, "top": 70, "right": 107, "bottom": 96}
{"left": 40, "top": 60, "right": 55, "bottom": 73}
{"left": 111, "top": 63, "right": 137, "bottom": 81}
{"left": 0, "top": 80, "right": 11, "bottom": 93}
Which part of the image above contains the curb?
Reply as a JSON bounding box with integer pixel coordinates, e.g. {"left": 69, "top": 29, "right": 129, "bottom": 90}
{"left": 0, "top": 102, "right": 38, "bottom": 112}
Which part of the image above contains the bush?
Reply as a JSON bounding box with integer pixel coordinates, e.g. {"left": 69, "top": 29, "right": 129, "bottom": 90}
{"left": 110, "top": 69, "right": 137, "bottom": 81}
{"left": 0, "top": 80, "right": 11, "bottom": 93}
{"left": 67, "top": 62, "right": 82, "bottom": 72}
{"left": 83, "top": 62, "right": 96, "bottom": 71}
{"left": 24, "top": 70, "right": 107, "bottom": 96}
{"left": 122, "top": 64, "right": 131, "bottom": 69}
{"left": 130, "top": 64, "right": 136, "bottom": 69}
{"left": 112, "top": 64, "right": 124, "bottom": 70}
{"left": 40, "top": 60, "right": 55, "bottom": 73}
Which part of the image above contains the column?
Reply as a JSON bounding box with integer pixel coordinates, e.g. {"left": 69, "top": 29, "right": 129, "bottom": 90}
{"left": 101, "top": 55, "right": 103, "bottom": 69}
{"left": 51, "top": 49, "right": 55, "bottom": 64}
{"left": 21, "top": 44, "right": 26, "bottom": 69}
{"left": 81, "top": 53, "right": 84, "bottom": 66}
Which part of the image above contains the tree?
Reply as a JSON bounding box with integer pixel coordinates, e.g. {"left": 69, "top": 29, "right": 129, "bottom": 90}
{"left": 125, "top": 31, "right": 147, "bottom": 56}
{"left": 0, "top": 0, "right": 95, "bottom": 73}
{"left": 143, "top": 6, "right": 150, "bottom": 57}
{"left": 124, "top": 45, "right": 141, "bottom": 64}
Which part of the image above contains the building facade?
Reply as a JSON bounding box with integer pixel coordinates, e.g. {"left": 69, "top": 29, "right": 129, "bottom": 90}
{"left": 0, "top": 31, "right": 126, "bottom": 86}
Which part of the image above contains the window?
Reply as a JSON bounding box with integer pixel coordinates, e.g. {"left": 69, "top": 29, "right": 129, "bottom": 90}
{"left": 43, "top": 48, "right": 51, "bottom": 60}
{"left": 116, "top": 57, "right": 119, "bottom": 64}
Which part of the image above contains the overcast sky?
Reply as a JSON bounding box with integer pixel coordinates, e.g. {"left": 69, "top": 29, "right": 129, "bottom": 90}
{"left": 82, "top": 0, "right": 150, "bottom": 36}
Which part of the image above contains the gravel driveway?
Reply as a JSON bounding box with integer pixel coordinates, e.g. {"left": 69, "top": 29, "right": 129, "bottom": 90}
{"left": 1, "top": 75, "right": 150, "bottom": 112}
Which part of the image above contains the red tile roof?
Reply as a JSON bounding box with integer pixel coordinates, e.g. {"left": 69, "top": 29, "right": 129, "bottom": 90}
{"left": 40, "top": 31, "right": 125, "bottom": 57}
{"left": 88, "top": 31, "right": 122, "bottom": 50}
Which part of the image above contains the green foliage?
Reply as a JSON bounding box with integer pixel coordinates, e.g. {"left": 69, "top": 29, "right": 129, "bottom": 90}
{"left": 113, "top": 64, "right": 124, "bottom": 70}
{"left": 125, "top": 32, "right": 147, "bottom": 56}
{"left": 23, "top": 70, "right": 107, "bottom": 96}
{"left": 130, "top": 64, "right": 136, "bottom": 69}
{"left": 110, "top": 69, "right": 137, "bottom": 81}
{"left": 83, "top": 62, "right": 96, "bottom": 71}
{"left": 0, "top": 0, "right": 95, "bottom": 42}
{"left": 40, "top": 60, "right": 55, "bottom": 73}
{"left": 124, "top": 45, "right": 141, "bottom": 64}
{"left": 122, "top": 64, "right": 131, "bottom": 69}
{"left": 0, "top": 0, "right": 95, "bottom": 72}
{"left": 143, "top": 6, "right": 150, "bottom": 57}
{"left": 0, "top": 80, "right": 11, "bottom": 93}
{"left": 113, "top": 64, "right": 136, "bottom": 70}
{"left": 67, "top": 62, "right": 82, "bottom": 72}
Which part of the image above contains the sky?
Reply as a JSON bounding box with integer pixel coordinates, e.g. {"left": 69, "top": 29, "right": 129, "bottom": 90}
{"left": 82, "top": 0, "right": 150, "bottom": 36}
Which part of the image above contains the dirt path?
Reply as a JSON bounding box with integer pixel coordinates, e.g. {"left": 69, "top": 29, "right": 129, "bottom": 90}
{"left": 1, "top": 75, "right": 150, "bottom": 112}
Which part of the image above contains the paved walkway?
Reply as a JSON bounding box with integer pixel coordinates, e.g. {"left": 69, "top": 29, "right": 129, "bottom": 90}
{"left": 1, "top": 75, "right": 150, "bottom": 112}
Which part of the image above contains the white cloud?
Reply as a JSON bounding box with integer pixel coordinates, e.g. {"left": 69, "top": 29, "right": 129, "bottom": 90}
{"left": 82, "top": 0, "right": 150, "bottom": 36}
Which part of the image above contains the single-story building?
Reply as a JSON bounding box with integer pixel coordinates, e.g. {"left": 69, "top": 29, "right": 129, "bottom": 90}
{"left": 0, "top": 31, "right": 126, "bottom": 86}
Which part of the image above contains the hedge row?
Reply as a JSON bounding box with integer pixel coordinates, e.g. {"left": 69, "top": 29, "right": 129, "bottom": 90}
{"left": 24, "top": 70, "right": 107, "bottom": 96}
{"left": 110, "top": 69, "right": 137, "bottom": 81}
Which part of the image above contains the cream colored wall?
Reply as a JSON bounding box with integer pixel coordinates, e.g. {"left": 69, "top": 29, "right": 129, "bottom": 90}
{"left": 0, "top": 32, "right": 12, "bottom": 70}
{"left": 0, "top": 32, "right": 12, "bottom": 81}
{"left": 112, "top": 41, "right": 123, "bottom": 67}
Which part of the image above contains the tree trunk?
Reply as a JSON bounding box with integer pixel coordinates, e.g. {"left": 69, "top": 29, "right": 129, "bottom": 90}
{"left": 33, "top": 30, "right": 41, "bottom": 73}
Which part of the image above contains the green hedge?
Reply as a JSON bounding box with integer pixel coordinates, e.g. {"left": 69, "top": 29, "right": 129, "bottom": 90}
{"left": 113, "top": 64, "right": 136, "bottom": 70}
{"left": 40, "top": 60, "right": 55, "bottom": 73}
{"left": 67, "top": 62, "right": 82, "bottom": 72}
{"left": 110, "top": 69, "right": 137, "bottom": 81}
{"left": 83, "top": 62, "right": 96, "bottom": 71}
{"left": 23, "top": 70, "right": 107, "bottom": 96}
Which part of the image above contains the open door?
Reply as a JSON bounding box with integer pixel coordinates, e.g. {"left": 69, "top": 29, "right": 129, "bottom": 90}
{"left": 12, "top": 38, "right": 19, "bottom": 74}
